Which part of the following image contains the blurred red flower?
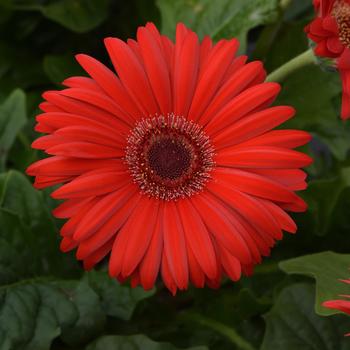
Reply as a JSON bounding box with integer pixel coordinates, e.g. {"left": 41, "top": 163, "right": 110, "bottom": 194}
{"left": 27, "top": 23, "right": 312, "bottom": 294}
{"left": 305, "top": 0, "right": 350, "bottom": 120}
{"left": 323, "top": 278, "right": 350, "bottom": 336}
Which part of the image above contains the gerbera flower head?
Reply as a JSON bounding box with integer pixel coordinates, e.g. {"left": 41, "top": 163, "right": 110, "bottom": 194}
{"left": 26, "top": 22, "right": 312, "bottom": 294}
{"left": 323, "top": 278, "right": 350, "bottom": 336}
{"left": 305, "top": 0, "right": 350, "bottom": 119}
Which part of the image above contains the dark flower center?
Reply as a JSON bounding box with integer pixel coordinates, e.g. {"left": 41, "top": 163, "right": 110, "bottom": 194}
{"left": 125, "top": 114, "right": 215, "bottom": 201}
{"left": 333, "top": 0, "right": 350, "bottom": 48}
{"left": 147, "top": 137, "right": 192, "bottom": 180}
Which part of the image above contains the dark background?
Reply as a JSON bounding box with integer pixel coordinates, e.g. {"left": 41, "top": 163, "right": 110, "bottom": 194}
{"left": 0, "top": 0, "right": 350, "bottom": 349}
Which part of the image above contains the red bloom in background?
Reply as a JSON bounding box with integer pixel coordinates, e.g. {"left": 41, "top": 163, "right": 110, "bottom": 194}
{"left": 27, "top": 23, "right": 312, "bottom": 294}
{"left": 305, "top": 0, "right": 350, "bottom": 120}
{"left": 323, "top": 278, "right": 350, "bottom": 336}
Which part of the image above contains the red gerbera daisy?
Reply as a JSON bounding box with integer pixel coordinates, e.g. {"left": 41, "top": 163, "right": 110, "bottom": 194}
{"left": 305, "top": 0, "right": 350, "bottom": 120}
{"left": 26, "top": 22, "right": 312, "bottom": 294}
{"left": 323, "top": 278, "right": 350, "bottom": 336}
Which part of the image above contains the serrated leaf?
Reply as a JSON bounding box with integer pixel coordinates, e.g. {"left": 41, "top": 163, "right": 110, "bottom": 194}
{"left": 0, "top": 90, "right": 26, "bottom": 171}
{"left": 156, "top": 0, "right": 279, "bottom": 51}
{"left": 261, "top": 284, "right": 350, "bottom": 350}
{"left": 279, "top": 252, "right": 350, "bottom": 316}
{"left": 84, "top": 270, "right": 155, "bottom": 320}
{"left": 86, "top": 334, "right": 208, "bottom": 350}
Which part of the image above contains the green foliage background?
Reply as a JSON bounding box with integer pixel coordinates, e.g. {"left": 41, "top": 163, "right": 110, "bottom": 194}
{"left": 0, "top": 0, "right": 350, "bottom": 349}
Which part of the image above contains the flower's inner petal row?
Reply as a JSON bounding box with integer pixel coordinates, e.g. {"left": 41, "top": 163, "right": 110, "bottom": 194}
{"left": 125, "top": 114, "right": 215, "bottom": 201}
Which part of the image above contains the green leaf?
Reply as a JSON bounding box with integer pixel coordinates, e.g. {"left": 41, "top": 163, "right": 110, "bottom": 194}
{"left": 4, "top": 0, "right": 110, "bottom": 32}
{"left": 280, "top": 252, "right": 350, "bottom": 316}
{"left": 41, "top": 0, "right": 110, "bottom": 33}
{"left": 0, "top": 282, "right": 78, "bottom": 350}
{"left": 0, "top": 209, "right": 40, "bottom": 285}
{"left": 56, "top": 280, "right": 106, "bottom": 346}
{"left": 261, "top": 284, "right": 350, "bottom": 350}
{"left": 84, "top": 270, "right": 155, "bottom": 320}
{"left": 43, "top": 54, "right": 86, "bottom": 84}
{"left": 0, "top": 271, "right": 155, "bottom": 350}
{"left": 86, "top": 334, "right": 208, "bottom": 350}
{"left": 0, "top": 90, "right": 26, "bottom": 171}
{"left": 0, "top": 170, "right": 78, "bottom": 284}
{"left": 301, "top": 168, "right": 350, "bottom": 235}
{"left": 276, "top": 65, "right": 350, "bottom": 161}
{"left": 156, "top": 0, "right": 279, "bottom": 51}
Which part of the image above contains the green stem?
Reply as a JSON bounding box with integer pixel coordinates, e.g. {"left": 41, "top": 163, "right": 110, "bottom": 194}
{"left": 180, "top": 312, "right": 256, "bottom": 350}
{"left": 266, "top": 49, "right": 315, "bottom": 83}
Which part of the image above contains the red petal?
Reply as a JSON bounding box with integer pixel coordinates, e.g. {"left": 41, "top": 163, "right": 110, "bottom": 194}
{"left": 236, "top": 130, "right": 312, "bottom": 149}
{"left": 207, "top": 181, "right": 282, "bottom": 239}
{"left": 83, "top": 237, "right": 114, "bottom": 270}
{"left": 173, "top": 31, "right": 200, "bottom": 117}
{"left": 109, "top": 196, "right": 158, "bottom": 278}
{"left": 214, "top": 168, "right": 301, "bottom": 203}
{"left": 137, "top": 26, "right": 172, "bottom": 115}
{"left": 188, "top": 39, "right": 239, "bottom": 121}
{"left": 216, "top": 146, "right": 313, "bottom": 169}
{"left": 213, "top": 106, "right": 295, "bottom": 149}
{"left": 163, "top": 201, "right": 189, "bottom": 290}
{"left": 76, "top": 193, "right": 140, "bottom": 259}
{"left": 200, "top": 61, "right": 266, "bottom": 125}
{"left": 205, "top": 83, "right": 281, "bottom": 135}
{"left": 46, "top": 141, "right": 123, "bottom": 159}
{"left": 26, "top": 156, "right": 123, "bottom": 177}
{"left": 177, "top": 200, "right": 217, "bottom": 279}
{"left": 74, "top": 185, "right": 136, "bottom": 241}
{"left": 51, "top": 171, "right": 128, "bottom": 199}
{"left": 76, "top": 54, "right": 141, "bottom": 120}
{"left": 53, "top": 197, "right": 93, "bottom": 218}
{"left": 104, "top": 37, "right": 159, "bottom": 116}
{"left": 139, "top": 205, "right": 163, "bottom": 290}
{"left": 191, "top": 193, "right": 252, "bottom": 264}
